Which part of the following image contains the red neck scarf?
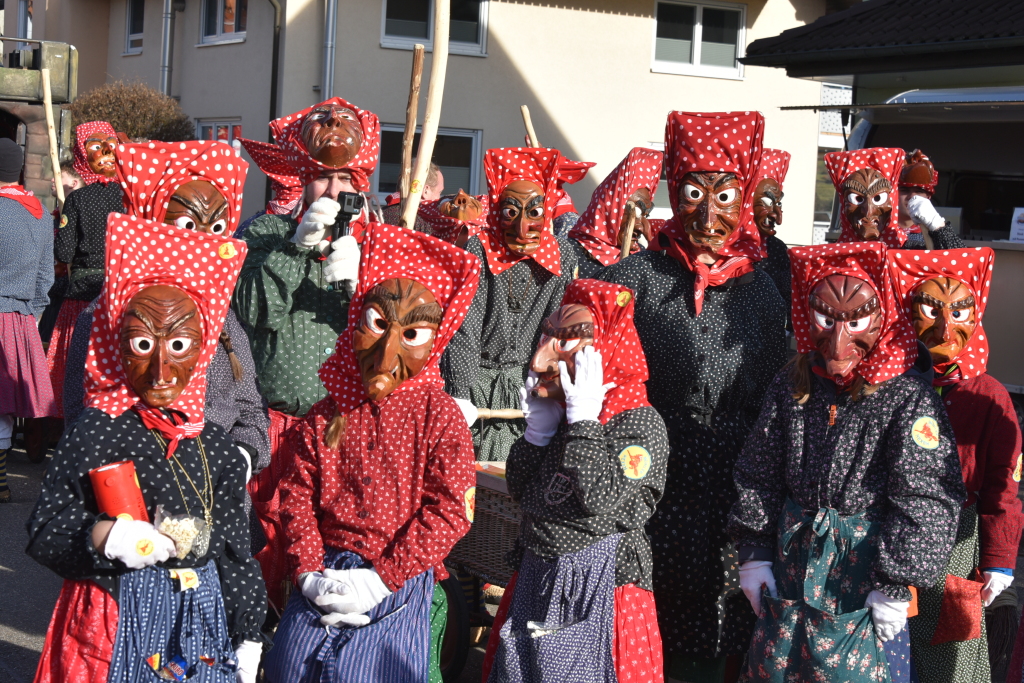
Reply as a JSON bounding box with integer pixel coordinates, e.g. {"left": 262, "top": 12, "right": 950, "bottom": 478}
{"left": 319, "top": 223, "right": 480, "bottom": 414}
{"left": 790, "top": 242, "right": 918, "bottom": 386}
{"left": 132, "top": 405, "right": 205, "bottom": 458}
{"left": 0, "top": 184, "right": 43, "bottom": 218}
{"left": 115, "top": 140, "right": 249, "bottom": 235}
{"left": 825, "top": 148, "right": 905, "bottom": 248}
{"left": 886, "top": 247, "right": 995, "bottom": 383}
{"left": 479, "top": 148, "right": 592, "bottom": 277}
{"left": 84, "top": 214, "right": 247, "bottom": 427}
{"left": 269, "top": 96, "right": 381, "bottom": 191}
{"left": 237, "top": 138, "right": 303, "bottom": 215}
{"left": 561, "top": 279, "right": 651, "bottom": 423}
{"left": 658, "top": 111, "right": 766, "bottom": 314}
{"left": 73, "top": 121, "right": 118, "bottom": 186}
{"left": 569, "top": 148, "right": 663, "bottom": 267}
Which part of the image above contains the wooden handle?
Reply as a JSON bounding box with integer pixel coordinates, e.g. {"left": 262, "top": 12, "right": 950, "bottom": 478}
{"left": 41, "top": 69, "right": 64, "bottom": 205}
{"left": 398, "top": 44, "right": 426, "bottom": 225}
{"left": 477, "top": 408, "right": 524, "bottom": 420}
{"left": 619, "top": 201, "right": 637, "bottom": 260}
{"left": 520, "top": 105, "right": 540, "bottom": 148}
{"left": 400, "top": 0, "right": 450, "bottom": 230}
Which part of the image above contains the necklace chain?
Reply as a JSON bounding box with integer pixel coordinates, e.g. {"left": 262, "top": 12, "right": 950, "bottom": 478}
{"left": 150, "top": 431, "right": 214, "bottom": 527}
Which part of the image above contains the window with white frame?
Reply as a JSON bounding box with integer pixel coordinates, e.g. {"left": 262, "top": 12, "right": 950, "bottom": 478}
{"left": 197, "top": 120, "right": 243, "bottom": 143}
{"left": 373, "top": 125, "right": 482, "bottom": 198}
{"left": 381, "top": 0, "right": 488, "bottom": 57}
{"left": 202, "top": 0, "right": 247, "bottom": 43}
{"left": 126, "top": 0, "right": 145, "bottom": 53}
{"left": 652, "top": 0, "right": 745, "bottom": 79}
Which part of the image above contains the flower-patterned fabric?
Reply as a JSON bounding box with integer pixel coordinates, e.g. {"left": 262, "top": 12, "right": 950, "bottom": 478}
{"left": 825, "top": 147, "right": 905, "bottom": 248}
{"left": 73, "top": 121, "right": 117, "bottom": 186}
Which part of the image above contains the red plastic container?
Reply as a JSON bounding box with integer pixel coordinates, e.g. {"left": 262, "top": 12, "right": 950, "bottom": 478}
{"left": 88, "top": 460, "right": 149, "bottom": 522}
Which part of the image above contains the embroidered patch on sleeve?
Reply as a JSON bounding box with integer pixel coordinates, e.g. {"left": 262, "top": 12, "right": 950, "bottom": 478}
{"left": 59, "top": 214, "right": 68, "bottom": 228}
{"left": 618, "top": 445, "right": 652, "bottom": 480}
{"left": 1014, "top": 454, "right": 1022, "bottom": 483}
{"left": 465, "top": 486, "right": 476, "bottom": 523}
{"left": 912, "top": 416, "right": 940, "bottom": 450}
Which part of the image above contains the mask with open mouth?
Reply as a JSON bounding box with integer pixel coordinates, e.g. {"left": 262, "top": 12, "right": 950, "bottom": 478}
{"left": 910, "top": 277, "right": 977, "bottom": 366}
{"left": 752, "top": 177, "right": 783, "bottom": 236}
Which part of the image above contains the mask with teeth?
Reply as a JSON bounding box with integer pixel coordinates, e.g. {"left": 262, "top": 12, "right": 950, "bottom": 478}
{"left": 910, "top": 276, "right": 977, "bottom": 366}
{"left": 752, "top": 177, "right": 783, "bottom": 237}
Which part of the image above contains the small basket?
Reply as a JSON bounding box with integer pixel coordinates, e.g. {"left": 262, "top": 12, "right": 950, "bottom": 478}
{"left": 446, "top": 486, "right": 521, "bottom": 587}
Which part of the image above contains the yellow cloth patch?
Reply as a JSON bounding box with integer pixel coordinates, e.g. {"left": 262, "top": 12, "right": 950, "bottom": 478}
{"left": 1014, "top": 454, "right": 1022, "bottom": 483}
{"left": 135, "top": 538, "right": 155, "bottom": 556}
{"left": 465, "top": 487, "right": 476, "bottom": 523}
{"left": 912, "top": 416, "right": 941, "bottom": 450}
{"left": 616, "top": 291, "right": 632, "bottom": 307}
{"left": 59, "top": 214, "right": 68, "bottom": 228}
{"left": 618, "top": 446, "right": 651, "bottom": 480}
{"left": 217, "top": 242, "right": 238, "bottom": 260}
{"left": 169, "top": 568, "right": 200, "bottom": 591}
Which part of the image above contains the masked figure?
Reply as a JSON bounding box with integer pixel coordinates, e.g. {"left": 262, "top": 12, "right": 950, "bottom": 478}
{"left": 29, "top": 215, "right": 266, "bottom": 683}
{"left": 752, "top": 149, "right": 792, "bottom": 318}
{"left": 265, "top": 224, "right": 477, "bottom": 683}
{"left": 61, "top": 141, "right": 271, "bottom": 556}
{"left": 597, "top": 112, "right": 786, "bottom": 680}
{"left": 567, "top": 147, "right": 663, "bottom": 278}
{"left": 728, "top": 241, "right": 965, "bottom": 683}
{"left": 418, "top": 188, "right": 490, "bottom": 247}
{"left": 236, "top": 138, "right": 304, "bottom": 236}
{"left": 895, "top": 149, "right": 964, "bottom": 249}
{"left": 887, "top": 247, "right": 1022, "bottom": 682}
{"left": 478, "top": 279, "right": 668, "bottom": 683}
{"left": 441, "top": 147, "right": 588, "bottom": 463}
{"left": 50, "top": 122, "right": 127, "bottom": 422}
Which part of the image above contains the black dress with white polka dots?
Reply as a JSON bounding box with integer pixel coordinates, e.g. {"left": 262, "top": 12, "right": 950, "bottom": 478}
{"left": 25, "top": 408, "right": 267, "bottom": 644}
{"left": 758, "top": 234, "right": 791, "bottom": 324}
{"left": 506, "top": 406, "right": 669, "bottom": 590}
{"left": 599, "top": 249, "right": 787, "bottom": 657}
{"left": 565, "top": 238, "right": 607, "bottom": 280}
{"left": 54, "top": 182, "right": 126, "bottom": 301}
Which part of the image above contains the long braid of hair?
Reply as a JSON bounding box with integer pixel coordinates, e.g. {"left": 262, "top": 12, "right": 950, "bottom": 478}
{"left": 219, "top": 330, "right": 244, "bottom": 381}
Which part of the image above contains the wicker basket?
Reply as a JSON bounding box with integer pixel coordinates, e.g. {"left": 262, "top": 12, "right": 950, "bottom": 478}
{"left": 446, "top": 485, "right": 521, "bottom": 587}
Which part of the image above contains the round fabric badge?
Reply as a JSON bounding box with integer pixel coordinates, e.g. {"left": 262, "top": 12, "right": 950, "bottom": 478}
{"left": 59, "top": 214, "right": 68, "bottom": 228}
{"left": 1014, "top": 454, "right": 1022, "bottom": 483}
{"left": 911, "top": 416, "right": 941, "bottom": 450}
{"left": 616, "top": 290, "right": 632, "bottom": 307}
{"left": 618, "top": 445, "right": 651, "bottom": 480}
{"left": 465, "top": 486, "right": 476, "bottom": 523}
{"left": 218, "top": 242, "right": 238, "bottom": 260}
{"left": 136, "top": 538, "right": 155, "bottom": 557}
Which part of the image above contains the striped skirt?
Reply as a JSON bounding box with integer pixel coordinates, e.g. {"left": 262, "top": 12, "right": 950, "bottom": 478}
{"left": 0, "top": 311, "right": 57, "bottom": 418}
{"left": 45, "top": 298, "right": 91, "bottom": 418}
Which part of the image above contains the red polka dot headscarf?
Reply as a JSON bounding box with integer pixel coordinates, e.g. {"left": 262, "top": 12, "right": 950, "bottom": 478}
{"left": 479, "top": 147, "right": 592, "bottom": 277}
{"left": 568, "top": 147, "right": 664, "bottom": 268}
{"left": 319, "top": 223, "right": 481, "bottom": 415}
{"left": 416, "top": 194, "right": 490, "bottom": 244}
{"left": 237, "top": 137, "right": 303, "bottom": 215}
{"left": 560, "top": 279, "right": 651, "bottom": 423}
{"left": 73, "top": 121, "right": 118, "bottom": 186}
{"left": 269, "top": 96, "right": 381, "bottom": 191}
{"left": 825, "top": 148, "right": 905, "bottom": 248}
{"left": 756, "top": 148, "right": 791, "bottom": 187}
{"left": 114, "top": 140, "right": 249, "bottom": 235}
{"left": 84, "top": 213, "right": 248, "bottom": 422}
{"left": 887, "top": 247, "right": 994, "bottom": 380}
{"left": 789, "top": 241, "right": 918, "bottom": 386}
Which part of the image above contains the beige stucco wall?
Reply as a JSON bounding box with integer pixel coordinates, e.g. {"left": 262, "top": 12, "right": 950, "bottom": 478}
{"left": 37, "top": 0, "right": 112, "bottom": 95}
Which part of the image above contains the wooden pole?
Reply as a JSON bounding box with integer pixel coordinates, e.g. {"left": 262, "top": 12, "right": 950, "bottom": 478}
{"left": 41, "top": 69, "right": 64, "bottom": 205}
{"left": 400, "top": 0, "right": 450, "bottom": 230}
{"left": 619, "top": 201, "right": 638, "bottom": 260}
{"left": 398, "top": 44, "right": 425, "bottom": 225}
{"left": 520, "top": 105, "right": 540, "bottom": 147}
{"left": 477, "top": 408, "right": 524, "bottom": 420}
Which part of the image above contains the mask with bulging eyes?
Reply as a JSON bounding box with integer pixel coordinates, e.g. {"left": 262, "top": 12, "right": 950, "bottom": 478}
{"left": 120, "top": 285, "right": 203, "bottom": 408}
{"left": 164, "top": 180, "right": 230, "bottom": 235}
{"left": 910, "top": 276, "right": 977, "bottom": 365}
{"left": 752, "top": 177, "right": 783, "bottom": 237}
{"left": 676, "top": 172, "right": 743, "bottom": 258}
{"left": 808, "top": 274, "right": 884, "bottom": 381}
{"left": 842, "top": 168, "right": 892, "bottom": 241}
{"left": 353, "top": 278, "right": 443, "bottom": 402}
{"left": 86, "top": 134, "right": 119, "bottom": 178}
{"left": 300, "top": 103, "right": 364, "bottom": 168}
{"left": 530, "top": 304, "right": 596, "bottom": 401}
{"left": 499, "top": 180, "right": 546, "bottom": 256}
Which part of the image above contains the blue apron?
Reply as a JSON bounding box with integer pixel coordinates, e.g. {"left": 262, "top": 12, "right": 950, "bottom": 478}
{"left": 107, "top": 560, "right": 236, "bottom": 683}
{"left": 264, "top": 548, "right": 434, "bottom": 683}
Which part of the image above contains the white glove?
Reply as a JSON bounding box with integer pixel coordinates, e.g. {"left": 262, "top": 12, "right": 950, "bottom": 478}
{"left": 454, "top": 398, "right": 478, "bottom": 426}
{"left": 323, "top": 235, "right": 360, "bottom": 295}
{"left": 865, "top": 589, "right": 910, "bottom": 643}
{"left": 561, "top": 347, "right": 614, "bottom": 424}
{"left": 312, "top": 567, "right": 391, "bottom": 627}
{"left": 299, "top": 570, "right": 347, "bottom": 603}
{"left": 291, "top": 198, "right": 340, "bottom": 248}
{"left": 520, "top": 372, "right": 565, "bottom": 446}
{"left": 238, "top": 445, "right": 252, "bottom": 482}
{"left": 739, "top": 560, "right": 777, "bottom": 617}
{"left": 232, "top": 640, "right": 262, "bottom": 683}
{"left": 906, "top": 195, "right": 946, "bottom": 232}
{"left": 102, "top": 518, "right": 176, "bottom": 570}
{"left": 982, "top": 571, "right": 1014, "bottom": 607}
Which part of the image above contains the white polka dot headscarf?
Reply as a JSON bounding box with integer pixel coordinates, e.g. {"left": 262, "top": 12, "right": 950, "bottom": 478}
{"left": 318, "top": 223, "right": 481, "bottom": 414}
{"left": 269, "top": 96, "right": 381, "bottom": 191}
{"left": 73, "top": 120, "right": 118, "bottom": 186}
{"left": 237, "top": 137, "right": 303, "bottom": 215}
{"left": 789, "top": 241, "right": 918, "bottom": 385}
{"left": 479, "top": 147, "right": 593, "bottom": 277}
{"left": 416, "top": 194, "right": 490, "bottom": 244}
{"left": 824, "top": 148, "right": 905, "bottom": 248}
{"left": 114, "top": 140, "right": 250, "bottom": 235}
{"left": 887, "top": 247, "right": 995, "bottom": 380}
{"left": 756, "top": 148, "right": 791, "bottom": 187}
{"left": 568, "top": 147, "right": 664, "bottom": 268}
{"left": 84, "top": 213, "right": 248, "bottom": 422}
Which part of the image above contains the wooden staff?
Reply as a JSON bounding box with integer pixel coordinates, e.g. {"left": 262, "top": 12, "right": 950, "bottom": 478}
{"left": 41, "top": 69, "right": 64, "bottom": 205}
{"left": 400, "top": 0, "right": 450, "bottom": 230}
{"left": 520, "top": 105, "right": 540, "bottom": 147}
{"left": 398, "top": 43, "right": 425, "bottom": 225}
{"left": 477, "top": 408, "right": 524, "bottom": 420}
{"left": 619, "top": 201, "right": 638, "bottom": 260}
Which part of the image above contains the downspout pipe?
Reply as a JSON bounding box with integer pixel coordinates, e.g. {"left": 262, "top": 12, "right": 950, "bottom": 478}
{"left": 159, "top": 0, "right": 175, "bottom": 96}
{"left": 322, "top": 0, "right": 337, "bottom": 99}
{"left": 265, "top": 0, "right": 283, "bottom": 204}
